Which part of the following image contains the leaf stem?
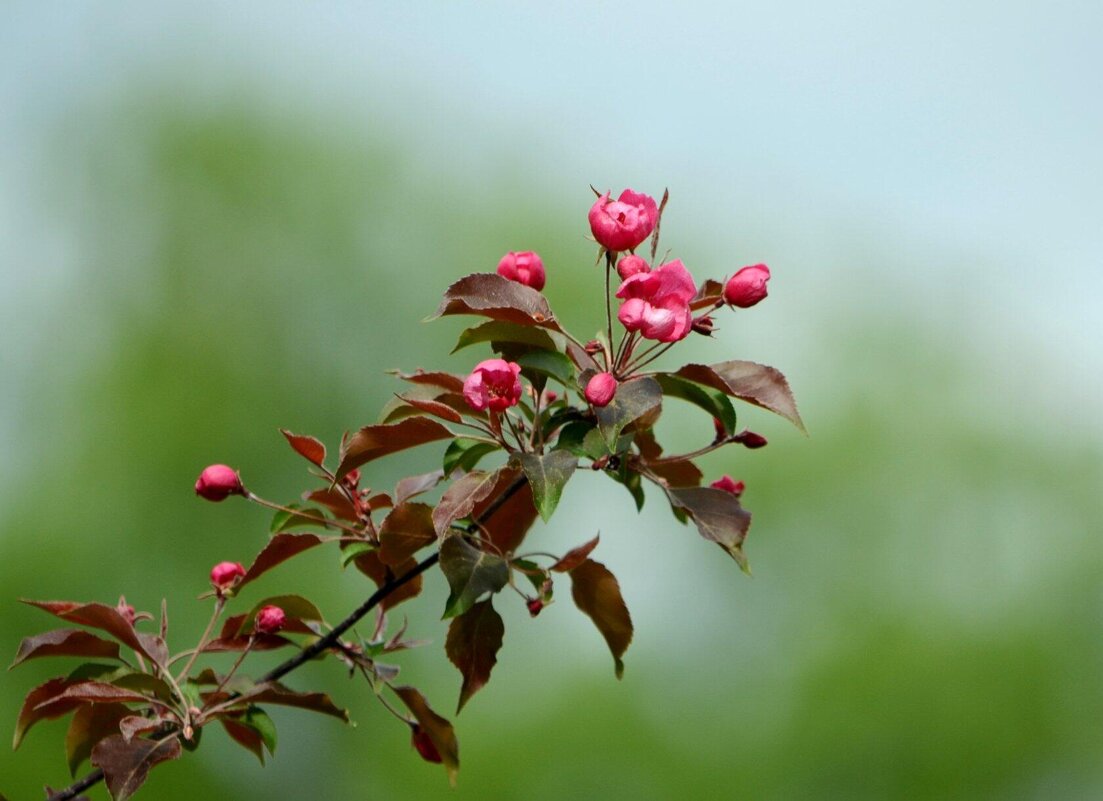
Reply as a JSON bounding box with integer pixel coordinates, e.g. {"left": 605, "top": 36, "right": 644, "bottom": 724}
{"left": 247, "top": 494, "right": 363, "bottom": 537}
{"left": 175, "top": 597, "right": 225, "bottom": 684}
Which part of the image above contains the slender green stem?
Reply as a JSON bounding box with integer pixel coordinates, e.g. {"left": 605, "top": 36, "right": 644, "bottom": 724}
{"left": 176, "top": 597, "right": 225, "bottom": 684}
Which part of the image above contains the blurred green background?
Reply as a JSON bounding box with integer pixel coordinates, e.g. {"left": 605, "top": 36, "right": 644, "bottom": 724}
{"left": 2, "top": 3, "right": 1101, "bottom": 799}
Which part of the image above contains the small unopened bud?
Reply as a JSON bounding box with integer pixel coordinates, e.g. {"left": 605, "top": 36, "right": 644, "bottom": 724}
{"left": 255, "top": 605, "right": 286, "bottom": 635}
{"left": 713, "top": 417, "right": 727, "bottom": 442}
{"left": 210, "top": 561, "right": 246, "bottom": 591}
{"left": 691, "top": 315, "right": 715, "bottom": 335}
{"left": 116, "top": 596, "right": 137, "bottom": 625}
{"left": 710, "top": 475, "right": 745, "bottom": 497}
{"left": 723, "top": 264, "right": 770, "bottom": 308}
{"left": 194, "top": 464, "right": 244, "bottom": 502}
{"left": 544, "top": 390, "right": 558, "bottom": 404}
{"left": 591, "top": 454, "right": 610, "bottom": 470}
{"left": 584, "top": 372, "right": 618, "bottom": 408}
{"left": 733, "top": 430, "right": 768, "bottom": 449}
{"left": 526, "top": 598, "right": 544, "bottom": 617}
{"left": 411, "top": 724, "right": 443, "bottom": 763}
{"left": 584, "top": 339, "right": 603, "bottom": 355}
{"left": 343, "top": 468, "right": 361, "bottom": 488}
{"left": 616, "top": 254, "right": 650, "bottom": 280}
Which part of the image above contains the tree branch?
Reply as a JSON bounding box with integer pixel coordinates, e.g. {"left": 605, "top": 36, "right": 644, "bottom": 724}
{"left": 46, "top": 474, "right": 529, "bottom": 801}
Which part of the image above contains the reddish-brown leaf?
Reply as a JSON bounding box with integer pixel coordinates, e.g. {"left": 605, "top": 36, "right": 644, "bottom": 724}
{"left": 365, "top": 492, "right": 393, "bottom": 511}
{"left": 305, "top": 487, "right": 359, "bottom": 522}
{"left": 551, "top": 535, "right": 601, "bottom": 573}
{"left": 666, "top": 486, "right": 753, "bottom": 572}
{"left": 239, "top": 533, "right": 326, "bottom": 589}
{"left": 394, "top": 469, "right": 444, "bottom": 505}
{"left": 445, "top": 600, "right": 504, "bottom": 714}
{"left": 379, "top": 502, "right": 437, "bottom": 566}
{"left": 66, "top": 703, "right": 129, "bottom": 776}
{"left": 432, "top": 468, "right": 504, "bottom": 537}
{"left": 280, "top": 429, "right": 326, "bottom": 467}
{"left": 674, "top": 361, "right": 805, "bottom": 432}
{"left": 91, "top": 734, "right": 181, "bottom": 801}
{"left": 432, "top": 272, "right": 561, "bottom": 333}
{"left": 646, "top": 459, "right": 704, "bottom": 489}
{"left": 473, "top": 472, "right": 538, "bottom": 555}
{"left": 118, "top": 715, "right": 166, "bottom": 743}
{"left": 570, "top": 559, "right": 633, "bottom": 679}
{"left": 395, "top": 394, "right": 464, "bottom": 424}
{"left": 244, "top": 682, "right": 349, "bottom": 722}
{"left": 34, "top": 681, "right": 160, "bottom": 711}
{"left": 353, "top": 551, "right": 424, "bottom": 610}
{"left": 10, "top": 629, "right": 121, "bottom": 668}
{"left": 21, "top": 601, "right": 168, "bottom": 666}
{"left": 220, "top": 717, "right": 265, "bottom": 764}
{"left": 393, "top": 686, "right": 460, "bottom": 785}
{"left": 691, "top": 278, "right": 725, "bottom": 310}
{"left": 14, "top": 678, "right": 78, "bottom": 749}
{"left": 337, "top": 417, "right": 453, "bottom": 481}
{"left": 390, "top": 369, "right": 467, "bottom": 393}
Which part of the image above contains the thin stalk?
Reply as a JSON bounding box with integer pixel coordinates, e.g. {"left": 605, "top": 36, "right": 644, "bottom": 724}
{"left": 247, "top": 494, "right": 362, "bottom": 536}
{"left": 176, "top": 597, "right": 225, "bottom": 683}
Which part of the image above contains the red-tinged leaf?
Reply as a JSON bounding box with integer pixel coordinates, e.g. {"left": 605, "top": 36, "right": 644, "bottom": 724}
{"left": 353, "top": 551, "right": 423, "bottom": 610}
{"left": 393, "top": 686, "right": 459, "bottom": 785}
{"left": 439, "top": 535, "right": 510, "bottom": 619}
{"left": 221, "top": 717, "right": 265, "bottom": 764}
{"left": 691, "top": 278, "right": 724, "bottom": 310}
{"left": 337, "top": 417, "right": 453, "bottom": 481}
{"left": 432, "top": 468, "right": 504, "bottom": 537}
{"left": 474, "top": 474, "right": 538, "bottom": 555}
{"left": 551, "top": 535, "right": 600, "bottom": 573}
{"left": 66, "top": 703, "right": 129, "bottom": 776}
{"left": 645, "top": 459, "right": 704, "bottom": 489}
{"left": 22, "top": 601, "right": 168, "bottom": 666}
{"left": 570, "top": 560, "right": 633, "bottom": 679}
{"left": 10, "top": 629, "right": 121, "bottom": 668}
{"left": 666, "top": 486, "right": 753, "bottom": 572}
{"left": 14, "top": 678, "right": 78, "bottom": 749}
{"left": 394, "top": 469, "right": 445, "bottom": 505}
{"left": 280, "top": 429, "right": 326, "bottom": 467}
{"left": 432, "top": 272, "right": 561, "bottom": 333}
{"left": 396, "top": 394, "right": 463, "bottom": 424}
{"left": 674, "top": 361, "right": 805, "bottom": 432}
{"left": 445, "top": 599, "right": 504, "bottom": 713}
{"left": 238, "top": 533, "right": 326, "bottom": 589}
{"left": 202, "top": 633, "right": 294, "bottom": 653}
{"left": 91, "top": 734, "right": 181, "bottom": 801}
{"left": 34, "top": 681, "right": 160, "bottom": 711}
{"left": 566, "top": 340, "right": 601, "bottom": 373}
{"left": 366, "top": 492, "right": 393, "bottom": 510}
{"left": 305, "top": 487, "right": 358, "bottom": 522}
{"left": 389, "top": 369, "right": 467, "bottom": 393}
{"left": 118, "top": 715, "right": 166, "bottom": 743}
{"left": 379, "top": 503, "right": 437, "bottom": 566}
{"left": 590, "top": 375, "right": 663, "bottom": 451}
{"left": 245, "top": 682, "right": 349, "bottom": 722}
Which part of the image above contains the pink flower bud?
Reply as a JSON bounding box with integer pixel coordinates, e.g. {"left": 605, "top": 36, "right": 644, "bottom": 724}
{"left": 194, "top": 464, "right": 244, "bottom": 501}
{"left": 723, "top": 264, "right": 770, "bottom": 308}
{"left": 526, "top": 598, "right": 544, "bottom": 617}
{"left": 733, "top": 430, "right": 768, "bottom": 449}
{"left": 544, "top": 390, "right": 558, "bottom": 404}
{"left": 710, "top": 476, "right": 745, "bottom": 497}
{"left": 616, "top": 254, "right": 650, "bottom": 280}
{"left": 588, "top": 189, "right": 658, "bottom": 253}
{"left": 463, "top": 359, "right": 523, "bottom": 413}
{"left": 584, "top": 372, "right": 618, "bottom": 407}
{"left": 496, "top": 251, "right": 546, "bottom": 291}
{"left": 255, "top": 605, "right": 286, "bottom": 635}
{"left": 583, "top": 339, "right": 603, "bottom": 355}
{"left": 691, "top": 315, "right": 715, "bottom": 335}
{"left": 411, "top": 725, "right": 443, "bottom": 763}
{"left": 210, "top": 561, "right": 246, "bottom": 590}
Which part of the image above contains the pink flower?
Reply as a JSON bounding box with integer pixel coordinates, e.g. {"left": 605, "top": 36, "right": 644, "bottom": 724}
{"left": 255, "top": 605, "right": 286, "bottom": 635}
{"left": 584, "top": 372, "right": 618, "bottom": 407}
{"left": 615, "top": 259, "right": 697, "bottom": 342}
{"left": 588, "top": 189, "right": 658, "bottom": 252}
{"left": 210, "top": 561, "right": 246, "bottom": 590}
{"left": 710, "top": 476, "right": 745, "bottom": 497}
{"left": 723, "top": 263, "right": 770, "bottom": 308}
{"left": 463, "top": 359, "right": 523, "bottom": 412}
{"left": 195, "top": 464, "right": 244, "bottom": 501}
{"left": 497, "top": 251, "right": 546, "bottom": 291}
{"left": 733, "top": 430, "right": 768, "bottom": 449}
{"left": 616, "top": 254, "right": 650, "bottom": 280}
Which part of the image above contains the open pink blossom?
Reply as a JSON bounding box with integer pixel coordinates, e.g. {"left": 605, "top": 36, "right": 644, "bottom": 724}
{"left": 463, "top": 359, "right": 523, "bottom": 412}
{"left": 723, "top": 263, "right": 770, "bottom": 308}
{"left": 615, "top": 259, "right": 697, "bottom": 342}
{"left": 588, "top": 189, "right": 658, "bottom": 252}
{"left": 497, "top": 251, "right": 546, "bottom": 291}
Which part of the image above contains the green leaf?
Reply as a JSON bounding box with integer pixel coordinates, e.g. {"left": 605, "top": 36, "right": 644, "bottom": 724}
{"left": 666, "top": 486, "right": 753, "bottom": 573}
{"left": 340, "top": 541, "right": 375, "bottom": 567}
{"left": 673, "top": 360, "right": 805, "bottom": 432}
{"left": 515, "top": 349, "right": 576, "bottom": 390}
{"left": 452, "top": 320, "right": 559, "bottom": 354}
{"left": 439, "top": 535, "right": 510, "bottom": 619}
{"left": 443, "top": 438, "right": 500, "bottom": 477}
{"left": 554, "top": 420, "right": 598, "bottom": 457}
{"left": 570, "top": 560, "right": 633, "bottom": 679}
{"left": 445, "top": 599, "right": 505, "bottom": 713}
{"left": 515, "top": 451, "right": 577, "bottom": 522}
{"left": 655, "top": 373, "right": 737, "bottom": 435}
{"left": 608, "top": 461, "right": 645, "bottom": 511}
{"left": 592, "top": 375, "right": 663, "bottom": 451}
{"left": 336, "top": 417, "right": 454, "bottom": 481}
{"left": 269, "top": 505, "right": 328, "bottom": 533}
